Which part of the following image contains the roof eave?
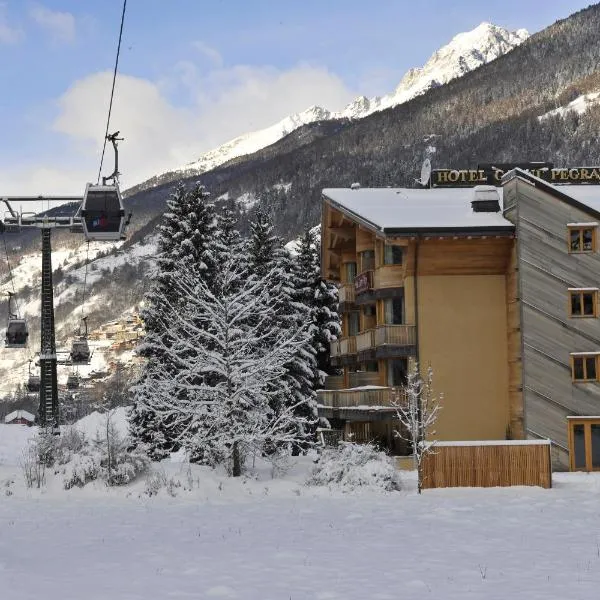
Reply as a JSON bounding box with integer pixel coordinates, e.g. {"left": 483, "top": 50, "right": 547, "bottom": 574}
{"left": 505, "top": 169, "right": 600, "bottom": 220}
{"left": 383, "top": 225, "right": 515, "bottom": 236}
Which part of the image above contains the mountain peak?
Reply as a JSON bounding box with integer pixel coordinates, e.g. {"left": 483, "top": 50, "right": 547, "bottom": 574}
{"left": 156, "top": 22, "right": 528, "bottom": 186}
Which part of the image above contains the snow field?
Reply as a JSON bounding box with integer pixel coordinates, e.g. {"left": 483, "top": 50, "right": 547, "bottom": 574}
{"left": 1, "top": 415, "right": 600, "bottom": 600}
{"left": 2, "top": 465, "right": 600, "bottom": 599}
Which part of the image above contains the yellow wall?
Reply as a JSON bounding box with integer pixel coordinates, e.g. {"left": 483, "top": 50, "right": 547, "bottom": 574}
{"left": 418, "top": 275, "right": 510, "bottom": 441}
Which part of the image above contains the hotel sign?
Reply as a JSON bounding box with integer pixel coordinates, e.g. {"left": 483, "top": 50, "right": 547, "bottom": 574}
{"left": 430, "top": 163, "right": 600, "bottom": 187}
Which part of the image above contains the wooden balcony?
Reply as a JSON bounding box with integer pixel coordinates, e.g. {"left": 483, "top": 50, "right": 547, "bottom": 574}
{"left": 354, "top": 270, "right": 374, "bottom": 294}
{"left": 374, "top": 264, "right": 405, "bottom": 289}
{"left": 375, "top": 324, "right": 416, "bottom": 347}
{"left": 318, "top": 387, "right": 394, "bottom": 408}
{"left": 317, "top": 386, "right": 408, "bottom": 411}
{"left": 339, "top": 336, "right": 357, "bottom": 356}
{"left": 356, "top": 329, "right": 375, "bottom": 353}
{"left": 338, "top": 284, "right": 355, "bottom": 304}
{"left": 349, "top": 371, "right": 380, "bottom": 387}
{"left": 322, "top": 375, "right": 345, "bottom": 390}
{"left": 330, "top": 340, "right": 341, "bottom": 357}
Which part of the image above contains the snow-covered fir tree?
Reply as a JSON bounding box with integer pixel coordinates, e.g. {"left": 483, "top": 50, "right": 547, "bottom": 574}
{"left": 133, "top": 245, "right": 309, "bottom": 476}
{"left": 246, "top": 211, "right": 318, "bottom": 453}
{"left": 129, "top": 183, "right": 217, "bottom": 459}
{"left": 293, "top": 227, "right": 341, "bottom": 388}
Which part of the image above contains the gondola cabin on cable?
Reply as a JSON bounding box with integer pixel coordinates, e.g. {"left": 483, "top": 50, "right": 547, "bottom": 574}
{"left": 66, "top": 373, "right": 79, "bottom": 390}
{"left": 70, "top": 338, "right": 90, "bottom": 365}
{"left": 80, "top": 183, "right": 126, "bottom": 241}
{"left": 26, "top": 361, "right": 40, "bottom": 393}
{"left": 5, "top": 293, "right": 28, "bottom": 348}
{"left": 70, "top": 317, "right": 91, "bottom": 364}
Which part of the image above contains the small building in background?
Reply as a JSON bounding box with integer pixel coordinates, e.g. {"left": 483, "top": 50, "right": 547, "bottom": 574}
{"left": 4, "top": 410, "right": 35, "bottom": 426}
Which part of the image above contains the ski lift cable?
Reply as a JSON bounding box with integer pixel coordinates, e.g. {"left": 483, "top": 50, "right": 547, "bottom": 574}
{"left": 81, "top": 240, "right": 90, "bottom": 322}
{"left": 96, "top": 0, "right": 127, "bottom": 185}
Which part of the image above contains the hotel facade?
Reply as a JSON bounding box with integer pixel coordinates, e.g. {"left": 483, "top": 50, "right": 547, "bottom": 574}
{"left": 319, "top": 166, "right": 600, "bottom": 469}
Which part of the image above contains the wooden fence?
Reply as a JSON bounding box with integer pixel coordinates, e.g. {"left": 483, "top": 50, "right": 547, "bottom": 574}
{"left": 421, "top": 440, "right": 552, "bottom": 489}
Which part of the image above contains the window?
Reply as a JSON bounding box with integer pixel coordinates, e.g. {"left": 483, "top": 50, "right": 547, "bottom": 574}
{"left": 569, "top": 289, "right": 598, "bottom": 317}
{"left": 363, "top": 304, "right": 376, "bottom": 317}
{"left": 572, "top": 354, "right": 599, "bottom": 382}
{"left": 345, "top": 262, "right": 357, "bottom": 283}
{"left": 568, "top": 226, "right": 596, "bottom": 253}
{"left": 387, "top": 358, "right": 408, "bottom": 387}
{"left": 347, "top": 312, "right": 360, "bottom": 336}
{"left": 359, "top": 250, "right": 375, "bottom": 272}
{"left": 365, "top": 361, "right": 379, "bottom": 372}
{"left": 568, "top": 418, "right": 600, "bottom": 472}
{"left": 384, "top": 245, "right": 404, "bottom": 266}
{"left": 384, "top": 297, "right": 404, "bottom": 325}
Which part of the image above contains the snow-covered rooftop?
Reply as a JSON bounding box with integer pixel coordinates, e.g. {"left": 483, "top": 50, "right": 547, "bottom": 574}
{"left": 323, "top": 187, "right": 513, "bottom": 232}
{"left": 324, "top": 178, "right": 600, "bottom": 233}
{"left": 4, "top": 410, "right": 35, "bottom": 423}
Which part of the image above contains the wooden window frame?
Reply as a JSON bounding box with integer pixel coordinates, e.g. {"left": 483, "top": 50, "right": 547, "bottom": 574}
{"left": 568, "top": 225, "right": 597, "bottom": 254}
{"left": 571, "top": 354, "right": 600, "bottom": 382}
{"left": 568, "top": 417, "right": 600, "bottom": 472}
{"left": 568, "top": 289, "right": 598, "bottom": 318}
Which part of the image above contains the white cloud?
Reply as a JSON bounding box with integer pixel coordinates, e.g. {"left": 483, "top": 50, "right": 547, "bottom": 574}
{"left": 191, "top": 40, "right": 223, "bottom": 68}
{"left": 29, "top": 3, "right": 75, "bottom": 43}
{"left": 46, "top": 62, "right": 355, "bottom": 190}
{"left": 2, "top": 59, "right": 355, "bottom": 194}
{"left": 0, "top": 4, "right": 22, "bottom": 44}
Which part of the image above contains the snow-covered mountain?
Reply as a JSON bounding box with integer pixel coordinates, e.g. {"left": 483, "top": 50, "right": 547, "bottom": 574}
{"left": 340, "top": 23, "right": 529, "bottom": 118}
{"left": 168, "top": 22, "right": 528, "bottom": 180}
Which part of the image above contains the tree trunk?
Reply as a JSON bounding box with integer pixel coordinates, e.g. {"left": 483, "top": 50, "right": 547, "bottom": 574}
{"left": 232, "top": 440, "right": 241, "bottom": 477}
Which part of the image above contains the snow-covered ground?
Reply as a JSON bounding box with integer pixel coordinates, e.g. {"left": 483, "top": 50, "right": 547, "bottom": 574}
{"left": 1, "top": 418, "right": 600, "bottom": 599}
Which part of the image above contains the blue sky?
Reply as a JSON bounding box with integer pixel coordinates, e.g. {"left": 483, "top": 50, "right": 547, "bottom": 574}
{"left": 0, "top": 0, "right": 592, "bottom": 193}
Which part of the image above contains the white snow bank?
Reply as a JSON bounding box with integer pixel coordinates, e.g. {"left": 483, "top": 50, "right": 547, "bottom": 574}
{"left": 307, "top": 442, "right": 401, "bottom": 492}
{"left": 0, "top": 424, "right": 36, "bottom": 466}
{"left": 74, "top": 406, "right": 130, "bottom": 440}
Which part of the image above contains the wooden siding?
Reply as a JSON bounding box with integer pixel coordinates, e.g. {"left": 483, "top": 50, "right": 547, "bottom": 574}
{"left": 505, "top": 177, "right": 600, "bottom": 465}
{"left": 374, "top": 265, "right": 405, "bottom": 288}
{"left": 422, "top": 442, "right": 552, "bottom": 489}
{"left": 416, "top": 238, "right": 513, "bottom": 276}
{"left": 506, "top": 241, "right": 524, "bottom": 439}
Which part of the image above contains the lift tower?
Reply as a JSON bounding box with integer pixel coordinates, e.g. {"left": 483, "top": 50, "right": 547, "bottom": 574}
{"left": 1, "top": 200, "right": 84, "bottom": 428}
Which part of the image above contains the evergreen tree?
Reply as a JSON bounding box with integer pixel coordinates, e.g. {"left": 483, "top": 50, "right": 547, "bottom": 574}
{"left": 132, "top": 246, "right": 307, "bottom": 476}
{"left": 246, "top": 211, "right": 318, "bottom": 453}
{"left": 294, "top": 227, "right": 342, "bottom": 388}
{"left": 129, "top": 183, "right": 217, "bottom": 459}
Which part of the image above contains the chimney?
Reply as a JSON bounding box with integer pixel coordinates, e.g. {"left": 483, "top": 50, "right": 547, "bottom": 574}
{"left": 471, "top": 185, "right": 500, "bottom": 212}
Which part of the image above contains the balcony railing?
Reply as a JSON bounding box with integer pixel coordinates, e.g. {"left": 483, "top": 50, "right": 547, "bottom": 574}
{"left": 322, "top": 375, "right": 345, "bottom": 390}
{"left": 338, "top": 284, "right": 355, "bottom": 304}
{"left": 317, "top": 386, "right": 408, "bottom": 409}
{"left": 356, "top": 329, "right": 375, "bottom": 353}
{"left": 373, "top": 264, "right": 405, "bottom": 289}
{"left": 339, "top": 336, "right": 357, "bottom": 355}
{"left": 349, "top": 371, "right": 380, "bottom": 387}
{"left": 330, "top": 340, "right": 340, "bottom": 357}
{"left": 354, "top": 270, "right": 374, "bottom": 294}
{"left": 375, "top": 324, "right": 416, "bottom": 346}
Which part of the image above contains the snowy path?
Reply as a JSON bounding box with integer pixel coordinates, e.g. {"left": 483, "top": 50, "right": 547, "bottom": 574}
{"left": 2, "top": 474, "right": 600, "bottom": 599}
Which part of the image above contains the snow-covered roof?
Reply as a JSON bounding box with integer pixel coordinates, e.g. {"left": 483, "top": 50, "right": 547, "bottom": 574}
{"left": 322, "top": 187, "right": 514, "bottom": 232}
{"left": 324, "top": 171, "right": 600, "bottom": 233}
{"left": 4, "top": 410, "right": 35, "bottom": 423}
